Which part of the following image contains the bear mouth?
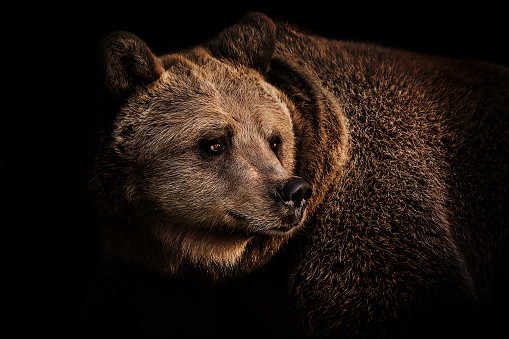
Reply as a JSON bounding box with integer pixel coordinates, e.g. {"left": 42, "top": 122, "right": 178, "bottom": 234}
{"left": 226, "top": 209, "right": 304, "bottom": 235}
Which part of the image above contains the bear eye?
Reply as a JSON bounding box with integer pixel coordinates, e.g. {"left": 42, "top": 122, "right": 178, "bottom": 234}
{"left": 269, "top": 135, "right": 282, "bottom": 154}
{"left": 209, "top": 142, "right": 226, "bottom": 153}
{"left": 200, "top": 139, "right": 228, "bottom": 155}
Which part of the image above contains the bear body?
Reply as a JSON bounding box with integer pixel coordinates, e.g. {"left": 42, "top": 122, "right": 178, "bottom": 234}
{"left": 85, "top": 13, "right": 509, "bottom": 338}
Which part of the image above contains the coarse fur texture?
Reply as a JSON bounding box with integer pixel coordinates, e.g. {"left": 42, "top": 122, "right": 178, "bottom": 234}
{"left": 85, "top": 12, "right": 509, "bottom": 338}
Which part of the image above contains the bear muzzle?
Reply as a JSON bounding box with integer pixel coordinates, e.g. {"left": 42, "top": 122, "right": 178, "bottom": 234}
{"left": 275, "top": 176, "right": 313, "bottom": 229}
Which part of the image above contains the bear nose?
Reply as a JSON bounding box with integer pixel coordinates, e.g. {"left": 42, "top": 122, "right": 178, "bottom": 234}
{"left": 277, "top": 177, "right": 313, "bottom": 208}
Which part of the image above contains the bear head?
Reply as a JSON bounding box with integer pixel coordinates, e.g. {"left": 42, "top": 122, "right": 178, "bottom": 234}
{"left": 92, "top": 13, "right": 314, "bottom": 279}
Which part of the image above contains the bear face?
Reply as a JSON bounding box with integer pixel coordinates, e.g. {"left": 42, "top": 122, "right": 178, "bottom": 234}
{"left": 93, "top": 29, "right": 312, "bottom": 278}
{"left": 135, "top": 55, "right": 299, "bottom": 232}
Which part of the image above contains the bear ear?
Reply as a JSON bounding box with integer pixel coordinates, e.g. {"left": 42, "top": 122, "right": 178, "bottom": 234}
{"left": 100, "top": 31, "right": 164, "bottom": 100}
{"left": 207, "top": 12, "right": 276, "bottom": 74}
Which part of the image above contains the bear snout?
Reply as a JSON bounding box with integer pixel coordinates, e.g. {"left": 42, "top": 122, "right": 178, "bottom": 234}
{"left": 276, "top": 176, "right": 312, "bottom": 226}
{"left": 277, "top": 177, "right": 312, "bottom": 207}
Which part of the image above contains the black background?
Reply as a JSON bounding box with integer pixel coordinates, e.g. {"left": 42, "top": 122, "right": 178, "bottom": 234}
{"left": 3, "top": 1, "right": 507, "bottom": 336}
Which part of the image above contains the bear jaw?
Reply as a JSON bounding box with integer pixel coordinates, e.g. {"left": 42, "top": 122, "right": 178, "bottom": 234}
{"left": 181, "top": 233, "right": 253, "bottom": 269}
{"left": 147, "top": 221, "right": 295, "bottom": 279}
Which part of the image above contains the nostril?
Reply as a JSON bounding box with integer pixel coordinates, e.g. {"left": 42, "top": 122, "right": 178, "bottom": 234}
{"left": 277, "top": 177, "right": 313, "bottom": 207}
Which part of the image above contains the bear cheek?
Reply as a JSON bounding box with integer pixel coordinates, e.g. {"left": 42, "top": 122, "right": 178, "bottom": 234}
{"left": 142, "top": 164, "right": 220, "bottom": 224}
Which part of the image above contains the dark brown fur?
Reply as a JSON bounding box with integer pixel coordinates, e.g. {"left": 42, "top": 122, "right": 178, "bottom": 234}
{"left": 86, "top": 13, "right": 509, "bottom": 338}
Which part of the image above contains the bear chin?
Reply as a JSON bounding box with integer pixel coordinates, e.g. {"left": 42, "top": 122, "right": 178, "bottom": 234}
{"left": 161, "top": 226, "right": 296, "bottom": 279}
{"left": 177, "top": 214, "right": 306, "bottom": 276}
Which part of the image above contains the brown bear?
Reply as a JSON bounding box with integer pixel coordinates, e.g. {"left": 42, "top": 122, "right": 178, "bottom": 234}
{"left": 85, "top": 12, "right": 509, "bottom": 338}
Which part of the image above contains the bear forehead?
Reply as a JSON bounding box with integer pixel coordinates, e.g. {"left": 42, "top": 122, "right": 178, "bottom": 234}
{"left": 116, "top": 55, "right": 293, "bottom": 157}
{"left": 158, "top": 53, "right": 281, "bottom": 108}
{"left": 142, "top": 95, "right": 289, "bottom": 145}
{"left": 138, "top": 53, "right": 291, "bottom": 133}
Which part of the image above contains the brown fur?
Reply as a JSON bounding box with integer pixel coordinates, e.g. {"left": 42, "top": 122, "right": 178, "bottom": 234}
{"left": 88, "top": 12, "right": 509, "bottom": 338}
{"left": 92, "top": 21, "right": 314, "bottom": 279}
